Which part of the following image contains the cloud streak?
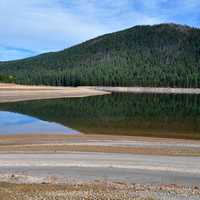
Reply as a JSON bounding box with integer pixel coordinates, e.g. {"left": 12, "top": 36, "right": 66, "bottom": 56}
{"left": 0, "top": 0, "right": 199, "bottom": 61}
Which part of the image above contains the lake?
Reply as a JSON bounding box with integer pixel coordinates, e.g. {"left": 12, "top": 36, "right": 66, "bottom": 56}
{"left": 0, "top": 93, "right": 200, "bottom": 139}
{"left": 0, "top": 111, "right": 79, "bottom": 135}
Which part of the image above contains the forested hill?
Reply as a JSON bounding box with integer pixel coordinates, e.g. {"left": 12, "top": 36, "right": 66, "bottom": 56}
{"left": 0, "top": 23, "right": 200, "bottom": 87}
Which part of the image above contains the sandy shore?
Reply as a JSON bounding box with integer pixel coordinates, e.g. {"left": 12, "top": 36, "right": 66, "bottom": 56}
{"left": 0, "top": 134, "right": 200, "bottom": 185}
{"left": 1, "top": 84, "right": 200, "bottom": 104}
{"left": 0, "top": 134, "right": 200, "bottom": 156}
{"left": 0, "top": 151, "right": 200, "bottom": 199}
{"left": 94, "top": 86, "right": 200, "bottom": 94}
{"left": 0, "top": 134, "right": 200, "bottom": 199}
{"left": 0, "top": 152, "right": 200, "bottom": 184}
{"left": 0, "top": 84, "right": 110, "bottom": 103}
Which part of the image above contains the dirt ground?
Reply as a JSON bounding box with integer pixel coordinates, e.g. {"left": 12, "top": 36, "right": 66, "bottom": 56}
{"left": 0, "top": 181, "right": 199, "bottom": 200}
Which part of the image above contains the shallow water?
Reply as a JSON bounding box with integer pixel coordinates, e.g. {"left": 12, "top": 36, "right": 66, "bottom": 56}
{"left": 0, "top": 93, "right": 200, "bottom": 139}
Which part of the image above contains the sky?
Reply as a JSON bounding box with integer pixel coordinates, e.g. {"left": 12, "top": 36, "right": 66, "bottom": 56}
{"left": 0, "top": 0, "right": 200, "bottom": 61}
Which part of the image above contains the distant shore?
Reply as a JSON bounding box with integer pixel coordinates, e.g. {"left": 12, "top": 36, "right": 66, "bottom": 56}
{"left": 94, "top": 86, "right": 200, "bottom": 94}
{"left": 0, "top": 84, "right": 110, "bottom": 103}
{"left": 1, "top": 84, "right": 200, "bottom": 103}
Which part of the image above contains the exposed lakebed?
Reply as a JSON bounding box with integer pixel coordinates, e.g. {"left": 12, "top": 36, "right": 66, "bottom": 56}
{"left": 0, "top": 93, "right": 200, "bottom": 139}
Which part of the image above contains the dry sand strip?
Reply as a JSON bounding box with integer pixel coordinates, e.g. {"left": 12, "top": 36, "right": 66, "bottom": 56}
{"left": 0, "top": 84, "right": 110, "bottom": 103}
{"left": 0, "top": 134, "right": 200, "bottom": 156}
{"left": 94, "top": 86, "right": 200, "bottom": 94}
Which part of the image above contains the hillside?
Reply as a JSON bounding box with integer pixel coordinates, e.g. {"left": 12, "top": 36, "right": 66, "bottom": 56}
{"left": 0, "top": 23, "right": 200, "bottom": 87}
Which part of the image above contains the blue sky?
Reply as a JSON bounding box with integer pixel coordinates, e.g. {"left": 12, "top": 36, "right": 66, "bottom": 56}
{"left": 0, "top": 0, "right": 200, "bottom": 61}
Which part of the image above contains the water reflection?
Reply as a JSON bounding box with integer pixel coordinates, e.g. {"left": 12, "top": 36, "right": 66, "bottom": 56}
{"left": 0, "top": 93, "right": 200, "bottom": 139}
{"left": 0, "top": 111, "right": 79, "bottom": 135}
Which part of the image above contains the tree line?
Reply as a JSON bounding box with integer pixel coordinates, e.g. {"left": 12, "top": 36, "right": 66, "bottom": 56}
{"left": 0, "top": 23, "right": 200, "bottom": 88}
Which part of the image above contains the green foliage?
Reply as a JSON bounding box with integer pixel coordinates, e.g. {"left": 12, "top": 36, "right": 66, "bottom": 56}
{"left": 0, "top": 74, "right": 16, "bottom": 83}
{"left": 0, "top": 23, "right": 200, "bottom": 87}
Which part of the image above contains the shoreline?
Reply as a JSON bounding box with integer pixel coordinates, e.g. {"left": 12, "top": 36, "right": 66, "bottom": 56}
{"left": 0, "top": 151, "right": 200, "bottom": 184}
{"left": 0, "top": 134, "right": 199, "bottom": 199}
{"left": 0, "top": 134, "right": 200, "bottom": 156}
{"left": 0, "top": 84, "right": 110, "bottom": 103}
{"left": 1, "top": 84, "right": 200, "bottom": 103}
{"left": 0, "top": 152, "right": 199, "bottom": 187}
{"left": 94, "top": 86, "right": 200, "bottom": 94}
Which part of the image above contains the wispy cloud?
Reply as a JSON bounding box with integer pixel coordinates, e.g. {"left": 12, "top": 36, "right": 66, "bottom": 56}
{"left": 0, "top": 0, "right": 199, "bottom": 61}
{"left": 0, "top": 46, "right": 35, "bottom": 61}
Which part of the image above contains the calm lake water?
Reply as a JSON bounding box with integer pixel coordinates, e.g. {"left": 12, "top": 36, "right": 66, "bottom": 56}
{"left": 0, "top": 111, "right": 79, "bottom": 135}
{"left": 0, "top": 93, "right": 200, "bottom": 139}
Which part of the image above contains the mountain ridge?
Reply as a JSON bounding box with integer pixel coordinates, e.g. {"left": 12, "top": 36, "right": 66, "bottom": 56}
{"left": 1, "top": 23, "right": 198, "bottom": 63}
{"left": 0, "top": 23, "right": 200, "bottom": 87}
